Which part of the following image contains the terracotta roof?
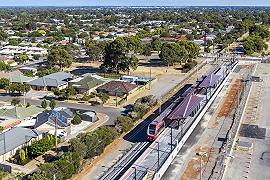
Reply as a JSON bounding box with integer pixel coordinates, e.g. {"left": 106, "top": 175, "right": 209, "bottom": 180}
{"left": 97, "top": 81, "right": 138, "bottom": 94}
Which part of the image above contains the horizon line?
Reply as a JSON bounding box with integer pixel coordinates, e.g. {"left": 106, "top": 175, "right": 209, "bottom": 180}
{"left": 0, "top": 5, "right": 269, "bottom": 7}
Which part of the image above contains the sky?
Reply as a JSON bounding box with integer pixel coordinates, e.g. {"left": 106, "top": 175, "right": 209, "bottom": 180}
{"left": 1, "top": 0, "right": 270, "bottom": 7}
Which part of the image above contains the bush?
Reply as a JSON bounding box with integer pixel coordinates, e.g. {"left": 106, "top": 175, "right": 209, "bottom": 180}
{"left": 116, "top": 115, "right": 134, "bottom": 133}
{"left": 11, "top": 98, "right": 20, "bottom": 106}
{"left": 81, "top": 94, "right": 95, "bottom": 101}
{"left": 132, "top": 103, "right": 150, "bottom": 119}
{"left": 97, "top": 92, "right": 110, "bottom": 104}
{"left": 135, "top": 95, "right": 157, "bottom": 107}
{"left": 182, "top": 60, "right": 197, "bottom": 73}
{"left": 29, "top": 152, "right": 80, "bottom": 180}
{"left": 71, "top": 114, "right": 82, "bottom": 125}
{"left": 28, "top": 135, "right": 57, "bottom": 159}
{"left": 41, "top": 100, "right": 47, "bottom": 109}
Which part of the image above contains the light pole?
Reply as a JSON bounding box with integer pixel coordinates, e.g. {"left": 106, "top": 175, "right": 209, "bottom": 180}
{"left": 132, "top": 166, "right": 137, "bottom": 180}
{"left": 159, "top": 97, "right": 162, "bottom": 115}
{"left": 170, "top": 125, "right": 173, "bottom": 152}
{"left": 156, "top": 141, "right": 160, "bottom": 169}
{"left": 196, "top": 152, "right": 207, "bottom": 180}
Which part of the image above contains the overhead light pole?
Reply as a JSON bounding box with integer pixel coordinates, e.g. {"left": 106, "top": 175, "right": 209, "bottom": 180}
{"left": 196, "top": 152, "right": 207, "bottom": 180}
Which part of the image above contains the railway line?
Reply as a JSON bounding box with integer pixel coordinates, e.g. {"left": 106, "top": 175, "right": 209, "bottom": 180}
{"left": 100, "top": 58, "right": 228, "bottom": 180}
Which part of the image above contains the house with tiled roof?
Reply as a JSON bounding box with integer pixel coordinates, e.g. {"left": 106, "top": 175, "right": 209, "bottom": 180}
{"left": 0, "top": 127, "right": 42, "bottom": 162}
{"left": 96, "top": 80, "right": 138, "bottom": 96}
{"left": 27, "top": 72, "right": 73, "bottom": 91}
{"left": 70, "top": 75, "right": 105, "bottom": 95}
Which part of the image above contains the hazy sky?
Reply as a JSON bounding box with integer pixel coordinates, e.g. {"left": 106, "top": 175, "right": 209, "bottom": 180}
{"left": 1, "top": 0, "right": 270, "bottom": 6}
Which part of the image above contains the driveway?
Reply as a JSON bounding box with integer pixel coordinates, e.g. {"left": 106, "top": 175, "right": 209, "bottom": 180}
{"left": 0, "top": 95, "right": 122, "bottom": 125}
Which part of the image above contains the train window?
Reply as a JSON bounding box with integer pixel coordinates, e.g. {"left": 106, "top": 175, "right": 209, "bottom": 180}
{"left": 148, "top": 124, "right": 156, "bottom": 135}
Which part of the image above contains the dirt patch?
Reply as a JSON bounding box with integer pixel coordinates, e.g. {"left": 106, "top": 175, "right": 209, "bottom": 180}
{"left": 217, "top": 79, "right": 243, "bottom": 118}
{"left": 181, "top": 146, "right": 214, "bottom": 180}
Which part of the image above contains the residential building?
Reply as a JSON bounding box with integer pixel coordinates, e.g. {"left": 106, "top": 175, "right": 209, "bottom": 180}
{"left": 0, "top": 127, "right": 42, "bottom": 162}
{"left": 27, "top": 72, "right": 73, "bottom": 91}
{"left": 0, "top": 45, "right": 48, "bottom": 57}
{"left": 96, "top": 80, "right": 138, "bottom": 96}
{"left": 70, "top": 75, "right": 104, "bottom": 94}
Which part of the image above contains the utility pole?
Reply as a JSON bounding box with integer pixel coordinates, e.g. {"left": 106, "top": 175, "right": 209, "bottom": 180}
{"left": 149, "top": 67, "right": 152, "bottom": 90}
{"left": 159, "top": 97, "right": 162, "bottom": 115}
{"left": 170, "top": 125, "right": 173, "bottom": 152}
{"left": 196, "top": 152, "right": 207, "bottom": 180}
{"left": 132, "top": 166, "right": 137, "bottom": 180}
{"left": 156, "top": 141, "right": 160, "bottom": 169}
{"left": 53, "top": 114, "right": 58, "bottom": 151}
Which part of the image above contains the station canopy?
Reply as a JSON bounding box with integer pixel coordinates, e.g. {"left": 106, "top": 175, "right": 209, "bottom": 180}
{"left": 167, "top": 94, "right": 203, "bottom": 120}
{"left": 199, "top": 73, "right": 221, "bottom": 88}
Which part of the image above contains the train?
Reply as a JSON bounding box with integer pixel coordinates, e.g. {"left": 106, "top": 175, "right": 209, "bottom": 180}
{"left": 147, "top": 60, "right": 237, "bottom": 141}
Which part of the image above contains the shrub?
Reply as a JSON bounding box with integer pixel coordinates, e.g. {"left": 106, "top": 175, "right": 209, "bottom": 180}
{"left": 97, "top": 92, "right": 110, "bottom": 104}
{"left": 71, "top": 114, "right": 82, "bottom": 125}
{"left": 27, "top": 135, "right": 57, "bottom": 159}
{"left": 11, "top": 98, "right": 20, "bottom": 106}
{"left": 41, "top": 100, "right": 47, "bottom": 109}
{"left": 116, "top": 115, "right": 134, "bottom": 133}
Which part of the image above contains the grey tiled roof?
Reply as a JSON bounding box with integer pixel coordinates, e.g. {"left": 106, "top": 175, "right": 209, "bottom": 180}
{"left": 28, "top": 72, "right": 73, "bottom": 87}
{"left": 0, "top": 127, "right": 41, "bottom": 155}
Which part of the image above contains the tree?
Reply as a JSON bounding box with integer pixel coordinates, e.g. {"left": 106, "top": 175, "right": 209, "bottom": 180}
{"left": 101, "top": 37, "right": 138, "bottom": 74}
{"left": 159, "top": 43, "right": 178, "bottom": 66}
{"left": 0, "top": 62, "right": 11, "bottom": 71}
{"left": 71, "top": 114, "right": 82, "bottom": 125}
{"left": 116, "top": 115, "right": 134, "bottom": 133}
{"left": 184, "top": 41, "right": 200, "bottom": 59}
{"left": 151, "top": 38, "right": 162, "bottom": 52}
{"left": 142, "top": 44, "right": 152, "bottom": 61}
{"left": 41, "top": 100, "right": 47, "bottom": 109}
{"left": 0, "top": 126, "right": 4, "bottom": 132}
{"left": 47, "top": 47, "right": 73, "bottom": 70}
{"left": 69, "top": 138, "right": 87, "bottom": 159}
{"left": 9, "top": 39, "right": 20, "bottom": 46}
{"left": 49, "top": 100, "right": 56, "bottom": 110}
{"left": 0, "top": 78, "right": 10, "bottom": 89}
{"left": 18, "top": 54, "right": 29, "bottom": 64}
{"left": 0, "top": 29, "right": 8, "bottom": 41}
{"left": 26, "top": 102, "right": 31, "bottom": 108}
{"left": 86, "top": 40, "right": 106, "bottom": 61}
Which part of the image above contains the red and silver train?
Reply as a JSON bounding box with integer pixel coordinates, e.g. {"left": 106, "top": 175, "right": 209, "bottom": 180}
{"left": 147, "top": 60, "right": 236, "bottom": 141}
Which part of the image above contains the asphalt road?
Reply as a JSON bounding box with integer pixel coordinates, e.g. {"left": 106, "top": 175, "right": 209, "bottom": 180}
{"left": 0, "top": 95, "right": 122, "bottom": 125}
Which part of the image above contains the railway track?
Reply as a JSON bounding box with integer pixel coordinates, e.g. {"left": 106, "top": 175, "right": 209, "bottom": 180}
{"left": 100, "top": 60, "right": 220, "bottom": 180}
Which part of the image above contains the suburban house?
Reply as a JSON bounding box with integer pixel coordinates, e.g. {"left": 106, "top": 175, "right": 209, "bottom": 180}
{"left": 34, "top": 107, "right": 97, "bottom": 134}
{"left": 6, "top": 71, "right": 37, "bottom": 84}
{"left": 0, "top": 45, "right": 47, "bottom": 57}
{"left": 27, "top": 72, "right": 73, "bottom": 91}
{"left": 34, "top": 107, "right": 73, "bottom": 131}
{"left": 96, "top": 80, "right": 138, "bottom": 96}
{"left": 0, "top": 127, "right": 42, "bottom": 162}
{"left": 0, "top": 105, "right": 44, "bottom": 129}
{"left": 70, "top": 75, "right": 104, "bottom": 95}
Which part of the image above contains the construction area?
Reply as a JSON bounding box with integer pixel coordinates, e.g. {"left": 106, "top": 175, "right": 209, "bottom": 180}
{"left": 162, "top": 63, "right": 255, "bottom": 180}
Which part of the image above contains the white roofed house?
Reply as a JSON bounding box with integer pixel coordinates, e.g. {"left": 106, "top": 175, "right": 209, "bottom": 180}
{"left": 0, "top": 46, "right": 48, "bottom": 57}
